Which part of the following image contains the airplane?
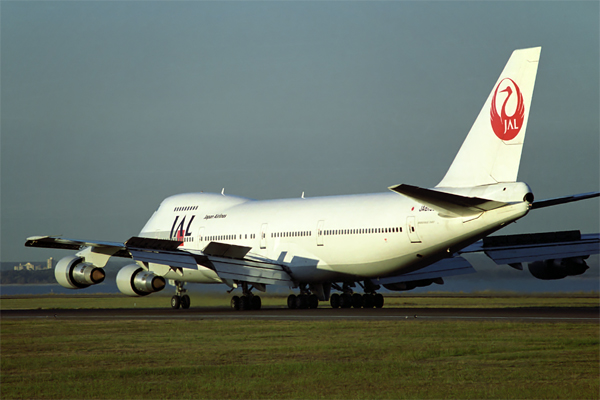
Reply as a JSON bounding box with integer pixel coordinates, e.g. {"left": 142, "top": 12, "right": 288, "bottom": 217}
{"left": 25, "top": 47, "right": 599, "bottom": 310}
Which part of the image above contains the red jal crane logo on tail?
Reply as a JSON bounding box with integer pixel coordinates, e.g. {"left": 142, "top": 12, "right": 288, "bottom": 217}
{"left": 490, "top": 78, "right": 525, "bottom": 141}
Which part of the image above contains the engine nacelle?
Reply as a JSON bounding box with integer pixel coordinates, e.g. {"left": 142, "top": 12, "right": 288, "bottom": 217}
{"left": 528, "top": 257, "right": 589, "bottom": 280}
{"left": 116, "top": 264, "right": 166, "bottom": 296}
{"left": 383, "top": 277, "right": 444, "bottom": 292}
{"left": 55, "top": 256, "right": 106, "bottom": 289}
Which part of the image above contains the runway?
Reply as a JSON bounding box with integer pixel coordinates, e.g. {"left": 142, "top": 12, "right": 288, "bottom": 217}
{"left": 2, "top": 306, "right": 598, "bottom": 323}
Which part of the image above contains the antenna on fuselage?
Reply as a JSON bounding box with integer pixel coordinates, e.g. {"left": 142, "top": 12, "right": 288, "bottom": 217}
{"left": 221, "top": 188, "right": 225, "bottom": 195}
{"left": 301, "top": 192, "right": 305, "bottom": 199}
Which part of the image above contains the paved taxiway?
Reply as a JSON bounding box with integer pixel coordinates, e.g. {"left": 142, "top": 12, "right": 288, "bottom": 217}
{"left": 2, "top": 306, "right": 598, "bottom": 323}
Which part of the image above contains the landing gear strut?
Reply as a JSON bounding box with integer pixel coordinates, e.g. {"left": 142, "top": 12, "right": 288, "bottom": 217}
{"left": 171, "top": 281, "right": 190, "bottom": 310}
{"left": 230, "top": 282, "right": 261, "bottom": 311}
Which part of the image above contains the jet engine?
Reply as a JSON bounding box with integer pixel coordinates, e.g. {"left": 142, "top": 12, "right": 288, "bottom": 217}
{"left": 528, "top": 257, "right": 589, "bottom": 280}
{"left": 383, "top": 277, "right": 444, "bottom": 291}
{"left": 55, "top": 255, "right": 106, "bottom": 289}
{"left": 116, "top": 264, "right": 166, "bottom": 296}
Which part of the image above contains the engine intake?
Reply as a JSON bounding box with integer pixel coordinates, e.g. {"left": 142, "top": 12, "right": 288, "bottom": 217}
{"left": 116, "top": 264, "right": 166, "bottom": 296}
{"left": 55, "top": 256, "right": 105, "bottom": 289}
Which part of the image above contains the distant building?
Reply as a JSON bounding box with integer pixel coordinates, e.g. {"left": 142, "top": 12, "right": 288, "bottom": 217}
{"left": 14, "top": 262, "right": 35, "bottom": 271}
{"left": 13, "top": 261, "right": 52, "bottom": 271}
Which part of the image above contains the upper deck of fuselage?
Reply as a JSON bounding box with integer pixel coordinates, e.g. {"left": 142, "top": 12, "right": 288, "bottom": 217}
{"left": 161, "top": 191, "right": 409, "bottom": 224}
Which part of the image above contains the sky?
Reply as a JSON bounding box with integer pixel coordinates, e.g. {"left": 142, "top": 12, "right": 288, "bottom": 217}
{"left": 1, "top": 1, "right": 599, "bottom": 290}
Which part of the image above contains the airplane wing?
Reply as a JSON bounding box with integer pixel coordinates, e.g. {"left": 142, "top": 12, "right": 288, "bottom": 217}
{"left": 25, "top": 235, "right": 294, "bottom": 286}
{"left": 460, "top": 230, "right": 600, "bottom": 269}
{"left": 369, "top": 256, "right": 476, "bottom": 287}
{"left": 25, "top": 236, "right": 127, "bottom": 251}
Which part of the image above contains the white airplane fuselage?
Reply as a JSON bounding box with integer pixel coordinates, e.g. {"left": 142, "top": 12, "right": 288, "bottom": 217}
{"left": 139, "top": 182, "right": 531, "bottom": 285}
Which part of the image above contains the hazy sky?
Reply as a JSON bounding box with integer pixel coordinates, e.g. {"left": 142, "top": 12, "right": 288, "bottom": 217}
{"left": 2, "top": 1, "right": 599, "bottom": 266}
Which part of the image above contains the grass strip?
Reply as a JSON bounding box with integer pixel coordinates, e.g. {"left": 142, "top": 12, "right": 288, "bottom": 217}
{"left": 1, "top": 319, "right": 598, "bottom": 399}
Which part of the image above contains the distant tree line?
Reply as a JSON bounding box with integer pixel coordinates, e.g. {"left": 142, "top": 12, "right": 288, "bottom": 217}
{"left": 1, "top": 269, "right": 55, "bottom": 284}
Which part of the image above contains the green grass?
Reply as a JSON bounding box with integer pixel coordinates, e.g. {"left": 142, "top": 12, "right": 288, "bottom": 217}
{"left": 1, "top": 318, "right": 599, "bottom": 399}
{"left": 1, "top": 292, "right": 598, "bottom": 310}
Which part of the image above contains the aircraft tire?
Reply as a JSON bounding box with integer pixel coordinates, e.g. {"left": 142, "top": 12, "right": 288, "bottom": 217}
{"left": 239, "top": 295, "right": 250, "bottom": 311}
{"left": 363, "top": 294, "right": 374, "bottom": 308}
{"left": 171, "top": 295, "right": 181, "bottom": 310}
{"left": 231, "top": 296, "right": 240, "bottom": 310}
{"left": 352, "top": 293, "right": 363, "bottom": 308}
{"left": 374, "top": 293, "right": 384, "bottom": 308}
{"left": 330, "top": 293, "right": 340, "bottom": 308}
{"left": 251, "top": 295, "right": 262, "bottom": 310}
{"left": 296, "top": 294, "right": 309, "bottom": 309}
{"left": 287, "top": 294, "right": 297, "bottom": 309}
{"left": 181, "top": 294, "right": 191, "bottom": 309}
{"left": 340, "top": 293, "right": 353, "bottom": 308}
{"left": 308, "top": 294, "right": 319, "bottom": 309}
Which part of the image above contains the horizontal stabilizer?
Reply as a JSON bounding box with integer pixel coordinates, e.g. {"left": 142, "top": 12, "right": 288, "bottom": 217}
{"left": 389, "top": 184, "right": 509, "bottom": 217}
{"left": 369, "top": 256, "right": 475, "bottom": 285}
{"left": 531, "top": 192, "right": 599, "bottom": 209}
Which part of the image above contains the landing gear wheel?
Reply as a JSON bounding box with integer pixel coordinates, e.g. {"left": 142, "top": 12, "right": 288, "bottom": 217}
{"left": 296, "top": 294, "right": 309, "bottom": 309}
{"left": 363, "top": 294, "right": 374, "bottom": 308}
{"left": 231, "top": 295, "right": 240, "bottom": 310}
{"left": 287, "top": 294, "right": 297, "bottom": 309}
{"left": 352, "top": 293, "right": 364, "bottom": 308}
{"left": 374, "top": 293, "right": 384, "bottom": 308}
{"left": 308, "top": 294, "right": 319, "bottom": 309}
{"left": 239, "top": 295, "right": 250, "bottom": 311}
{"left": 171, "top": 295, "right": 181, "bottom": 309}
{"left": 340, "top": 293, "right": 353, "bottom": 308}
{"left": 180, "top": 294, "right": 191, "bottom": 309}
{"left": 330, "top": 293, "right": 341, "bottom": 309}
{"left": 251, "top": 295, "right": 262, "bottom": 310}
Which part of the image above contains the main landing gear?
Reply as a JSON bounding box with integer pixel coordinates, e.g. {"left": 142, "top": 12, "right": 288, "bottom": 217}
{"left": 287, "top": 293, "right": 319, "bottom": 309}
{"left": 171, "top": 281, "right": 190, "bottom": 310}
{"left": 286, "top": 283, "right": 320, "bottom": 309}
{"left": 230, "top": 282, "right": 262, "bottom": 311}
{"left": 329, "top": 282, "right": 384, "bottom": 309}
{"left": 329, "top": 292, "right": 384, "bottom": 309}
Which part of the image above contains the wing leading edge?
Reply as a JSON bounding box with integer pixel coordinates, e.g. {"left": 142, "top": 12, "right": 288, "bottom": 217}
{"left": 25, "top": 235, "right": 294, "bottom": 286}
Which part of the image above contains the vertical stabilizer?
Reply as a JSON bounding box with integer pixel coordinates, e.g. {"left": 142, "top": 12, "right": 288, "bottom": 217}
{"left": 436, "top": 47, "right": 541, "bottom": 188}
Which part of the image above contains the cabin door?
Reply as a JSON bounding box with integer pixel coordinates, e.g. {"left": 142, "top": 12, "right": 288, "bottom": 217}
{"left": 317, "top": 220, "right": 325, "bottom": 246}
{"left": 406, "top": 216, "right": 421, "bottom": 243}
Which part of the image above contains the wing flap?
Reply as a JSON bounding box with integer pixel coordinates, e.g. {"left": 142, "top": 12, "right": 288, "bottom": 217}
{"left": 203, "top": 242, "right": 252, "bottom": 259}
{"left": 128, "top": 249, "right": 201, "bottom": 270}
{"left": 389, "top": 184, "right": 508, "bottom": 217}
{"left": 209, "top": 257, "right": 293, "bottom": 286}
